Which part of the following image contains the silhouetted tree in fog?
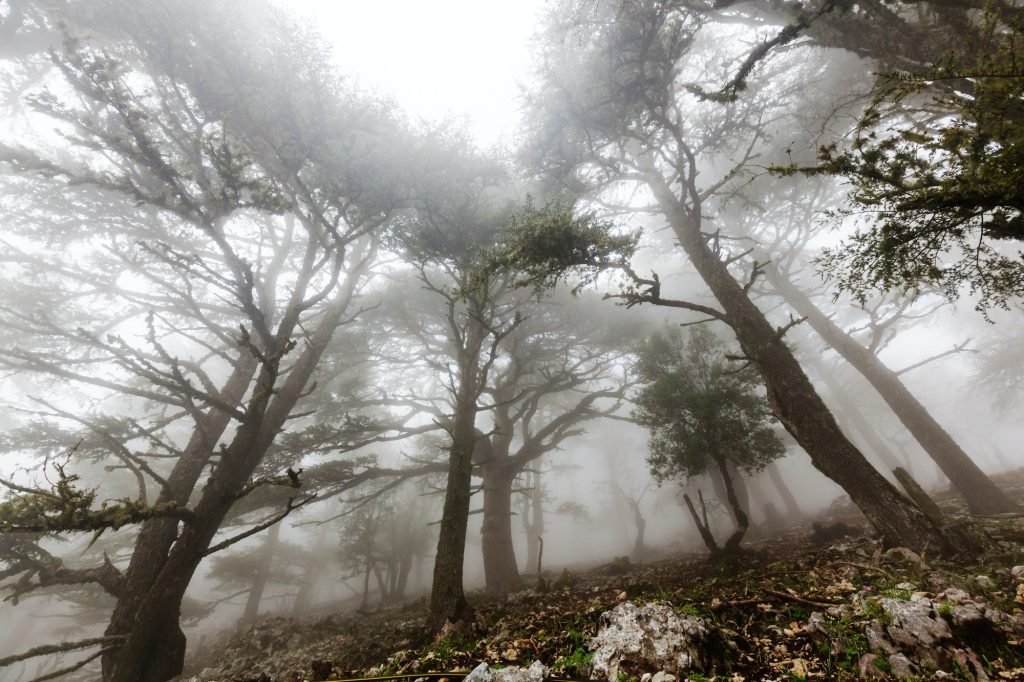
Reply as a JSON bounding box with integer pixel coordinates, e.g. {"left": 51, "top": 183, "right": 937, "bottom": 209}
{"left": 634, "top": 325, "right": 784, "bottom": 555}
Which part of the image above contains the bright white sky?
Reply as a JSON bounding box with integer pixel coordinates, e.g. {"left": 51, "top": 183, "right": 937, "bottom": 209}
{"left": 286, "top": 0, "right": 548, "bottom": 147}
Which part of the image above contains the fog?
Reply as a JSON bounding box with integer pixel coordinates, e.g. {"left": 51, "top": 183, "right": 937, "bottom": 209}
{"left": 0, "top": 2, "right": 1021, "bottom": 681}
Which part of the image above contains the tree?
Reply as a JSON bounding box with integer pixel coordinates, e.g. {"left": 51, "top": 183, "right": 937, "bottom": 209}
{"left": 686, "top": 0, "right": 1024, "bottom": 310}
{"left": 385, "top": 139, "right": 525, "bottom": 631}
{"left": 634, "top": 326, "right": 784, "bottom": 554}
{"left": 741, "top": 178, "right": 1020, "bottom": 514}
{"left": 0, "top": 4, "right": 413, "bottom": 679}
{"left": 477, "top": 290, "right": 637, "bottom": 594}
{"left": 807, "top": 15, "right": 1024, "bottom": 312}
{"left": 498, "top": 0, "right": 959, "bottom": 553}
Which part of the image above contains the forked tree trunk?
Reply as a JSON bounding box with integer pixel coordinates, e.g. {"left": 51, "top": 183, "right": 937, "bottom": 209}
{"left": 102, "top": 356, "right": 258, "bottom": 680}
{"left": 683, "top": 490, "right": 720, "bottom": 554}
{"left": 106, "top": 358, "right": 287, "bottom": 682}
{"left": 716, "top": 456, "right": 749, "bottom": 553}
{"left": 642, "top": 168, "right": 954, "bottom": 553}
{"left": 104, "top": 263, "right": 370, "bottom": 681}
{"left": 765, "top": 264, "right": 1019, "bottom": 515}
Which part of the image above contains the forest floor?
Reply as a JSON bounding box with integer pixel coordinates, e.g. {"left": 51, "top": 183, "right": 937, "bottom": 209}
{"left": 182, "top": 470, "right": 1024, "bottom": 682}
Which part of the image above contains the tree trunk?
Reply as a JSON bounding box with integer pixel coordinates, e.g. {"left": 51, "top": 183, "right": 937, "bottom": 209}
{"left": 241, "top": 521, "right": 282, "bottom": 626}
{"left": 427, "top": 393, "right": 478, "bottom": 631}
{"left": 103, "top": 261, "right": 368, "bottom": 681}
{"left": 480, "top": 465, "right": 521, "bottom": 594}
{"left": 716, "top": 456, "right": 749, "bottom": 553}
{"left": 395, "top": 552, "right": 412, "bottom": 600}
{"left": 764, "top": 264, "right": 1019, "bottom": 515}
{"left": 292, "top": 527, "right": 328, "bottom": 616}
{"left": 631, "top": 501, "right": 646, "bottom": 561}
{"left": 765, "top": 461, "right": 802, "bottom": 521}
{"left": 101, "top": 355, "right": 259, "bottom": 680}
{"left": 642, "top": 169, "right": 953, "bottom": 553}
{"left": 804, "top": 355, "right": 905, "bottom": 472}
{"left": 683, "top": 490, "right": 720, "bottom": 553}
{"left": 522, "top": 468, "right": 544, "bottom": 575}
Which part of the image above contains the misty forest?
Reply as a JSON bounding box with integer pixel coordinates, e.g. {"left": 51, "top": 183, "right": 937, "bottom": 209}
{"left": 1, "top": 1, "right": 1023, "bottom": 681}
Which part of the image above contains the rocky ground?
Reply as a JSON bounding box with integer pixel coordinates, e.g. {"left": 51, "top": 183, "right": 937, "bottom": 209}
{"left": 181, "top": 471, "right": 1024, "bottom": 682}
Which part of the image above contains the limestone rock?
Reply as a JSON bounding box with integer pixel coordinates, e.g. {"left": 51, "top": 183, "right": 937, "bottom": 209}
{"left": 465, "top": 661, "right": 549, "bottom": 682}
{"left": 589, "top": 601, "right": 716, "bottom": 682}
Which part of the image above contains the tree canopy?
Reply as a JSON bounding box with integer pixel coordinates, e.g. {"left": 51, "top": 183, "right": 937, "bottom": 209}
{"left": 634, "top": 326, "right": 784, "bottom": 484}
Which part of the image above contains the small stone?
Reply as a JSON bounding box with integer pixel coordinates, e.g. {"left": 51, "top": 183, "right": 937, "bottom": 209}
{"left": 888, "top": 653, "right": 916, "bottom": 679}
{"left": 651, "top": 672, "right": 676, "bottom": 682}
{"left": 1010, "top": 565, "right": 1024, "bottom": 579}
{"left": 896, "top": 582, "right": 916, "bottom": 591}
{"left": 493, "top": 661, "right": 548, "bottom": 682}
{"left": 884, "top": 547, "right": 923, "bottom": 565}
{"left": 617, "top": 590, "right": 628, "bottom": 601}
{"left": 864, "top": 621, "right": 896, "bottom": 655}
{"left": 466, "top": 666, "right": 492, "bottom": 682}
{"left": 805, "top": 611, "right": 828, "bottom": 638}
{"left": 975, "top": 575, "right": 996, "bottom": 590}
{"left": 858, "top": 653, "right": 887, "bottom": 678}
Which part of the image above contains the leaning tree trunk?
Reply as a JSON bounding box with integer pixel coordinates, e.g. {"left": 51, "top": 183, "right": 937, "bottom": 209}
{"left": 107, "top": 357, "right": 285, "bottom": 682}
{"left": 804, "top": 354, "right": 905, "bottom": 472}
{"left": 101, "top": 355, "right": 258, "bottom": 680}
{"left": 764, "top": 264, "right": 1019, "bottom": 515}
{"left": 105, "top": 267, "right": 367, "bottom": 681}
{"left": 643, "top": 170, "right": 954, "bottom": 553}
{"left": 480, "top": 464, "right": 521, "bottom": 594}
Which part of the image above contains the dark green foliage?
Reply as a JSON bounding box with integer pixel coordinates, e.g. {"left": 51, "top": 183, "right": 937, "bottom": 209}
{"left": 800, "top": 14, "right": 1024, "bottom": 312}
{"left": 633, "top": 326, "right": 784, "bottom": 482}
{"left": 486, "top": 199, "right": 640, "bottom": 294}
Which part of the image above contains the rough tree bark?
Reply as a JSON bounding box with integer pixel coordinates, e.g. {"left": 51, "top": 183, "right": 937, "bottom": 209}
{"left": 803, "top": 354, "right": 905, "bottom": 473}
{"left": 480, "top": 464, "right": 521, "bottom": 595}
{"left": 765, "top": 264, "right": 1019, "bottom": 515}
{"left": 427, "top": 301, "right": 492, "bottom": 631}
{"left": 640, "top": 166, "right": 954, "bottom": 554}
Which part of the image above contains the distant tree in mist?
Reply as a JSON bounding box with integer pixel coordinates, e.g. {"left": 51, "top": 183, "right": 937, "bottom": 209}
{"left": 634, "top": 326, "right": 784, "bottom": 554}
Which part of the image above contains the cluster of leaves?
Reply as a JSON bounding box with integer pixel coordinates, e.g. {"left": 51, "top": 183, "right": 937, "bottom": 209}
{"left": 483, "top": 199, "right": 640, "bottom": 295}
{"left": 802, "top": 13, "right": 1024, "bottom": 312}
{"left": 633, "top": 325, "right": 784, "bottom": 482}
